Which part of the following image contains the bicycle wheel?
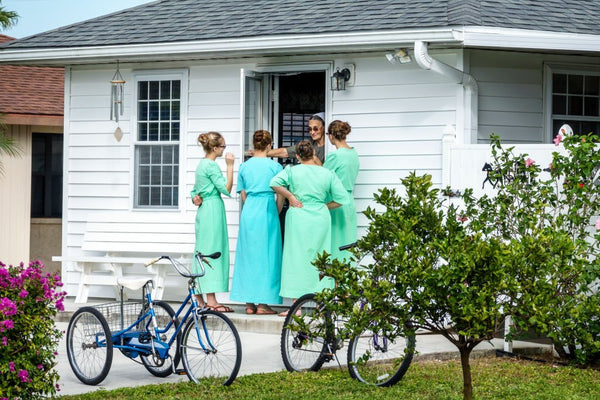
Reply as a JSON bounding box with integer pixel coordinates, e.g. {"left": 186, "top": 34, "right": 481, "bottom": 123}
{"left": 280, "top": 293, "right": 331, "bottom": 372}
{"left": 180, "top": 309, "right": 242, "bottom": 386}
{"left": 138, "top": 301, "right": 181, "bottom": 377}
{"left": 66, "top": 307, "right": 113, "bottom": 385}
{"left": 347, "top": 326, "right": 415, "bottom": 386}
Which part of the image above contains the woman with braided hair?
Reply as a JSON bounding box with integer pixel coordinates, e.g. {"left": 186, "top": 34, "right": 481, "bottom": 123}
{"left": 270, "top": 140, "right": 348, "bottom": 315}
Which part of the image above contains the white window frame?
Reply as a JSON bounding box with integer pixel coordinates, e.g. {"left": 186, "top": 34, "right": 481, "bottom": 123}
{"left": 131, "top": 69, "right": 188, "bottom": 210}
{"left": 544, "top": 63, "right": 600, "bottom": 141}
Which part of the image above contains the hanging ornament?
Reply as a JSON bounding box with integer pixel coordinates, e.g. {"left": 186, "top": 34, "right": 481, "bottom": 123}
{"left": 110, "top": 60, "right": 125, "bottom": 123}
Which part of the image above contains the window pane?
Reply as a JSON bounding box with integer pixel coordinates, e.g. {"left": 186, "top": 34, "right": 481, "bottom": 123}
{"left": 138, "top": 186, "right": 149, "bottom": 205}
{"left": 585, "top": 76, "right": 599, "bottom": 95}
{"left": 31, "top": 176, "right": 45, "bottom": 217}
{"left": 584, "top": 97, "right": 598, "bottom": 117}
{"left": 171, "top": 122, "right": 180, "bottom": 141}
{"left": 568, "top": 96, "right": 583, "bottom": 115}
{"left": 553, "top": 74, "right": 567, "bottom": 93}
{"left": 149, "top": 123, "right": 159, "bottom": 141}
{"left": 163, "top": 148, "right": 173, "bottom": 164}
{"left": 139, "top": 146, "right": 151, "bottom": 164}
{"left": 32, "top": 139, "right": 45, "bottom": 173}
{"left": 139, "top": 165, "right": 150, "bottom": 185}
{"left": 138, "top": 102, "right": 148, "bottom": 121}
{"left": 160, "top": 81, "right": 171, "bottom": 100}
{"left": 138, "top": 123, "right": 148, "bottom": 141}
{"left": 552, "top": 95, "right": 566, "bottom": 114}
{"left": 51, "top": 136, "right": 63, "bottom": 173}
{"left": 149, "top": 101, "right": 159, "bottom": 121}
{"left": 160, "top": 123, "right": 170, "bottom": 141}
{"left": 172, "top": 81, "right": 180, "bottom": 98}
{"left": 150, "top": 187, "right": 161, "bottom": 205}
{"left": 149, "top": 81, "right": 159, "bottom": 99}
{"left": 51, "top": 176, "right": 62, "bottom": 216}
{"left": 161, "top": 187, "right": 172, "bottom": 205}
{"left": 568, "top": 75, "right": 584, "bottom": 94}
{"left": 138, "top": 81, "right": 148, "bottom": 100}
{"left": 160, "top": 101, "right": 171, "bottom": 120}
{"left": 162, "top": 166, "right": 173, "bottom": 185}
{"left": 150, "top": 147, "right": 161, "bottom": 164}
{"left": 151, "top": 166, "right": 161, "bottom": 185}
{"left": 172, "top": 101, "right": 180, "bottom": 120}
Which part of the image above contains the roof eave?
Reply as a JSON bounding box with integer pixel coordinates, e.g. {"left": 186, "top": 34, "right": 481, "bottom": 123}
{"left": 463, "top": 26, "right": 600, "bottom": 53}
{"left": 0, "top": 28, "right": 462, "bottom": 66}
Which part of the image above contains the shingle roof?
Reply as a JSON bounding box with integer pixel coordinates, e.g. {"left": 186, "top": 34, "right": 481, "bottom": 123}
{"left": 2, "top": 0, "right": 600, "bottom": 50}
{"left": 0, "top": 64, "right": 64, "bottom": 116}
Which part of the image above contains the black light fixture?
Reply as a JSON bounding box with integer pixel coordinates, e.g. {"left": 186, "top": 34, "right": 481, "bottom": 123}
{"left": 331, "top": 67, "right": 351, "bottom": 91}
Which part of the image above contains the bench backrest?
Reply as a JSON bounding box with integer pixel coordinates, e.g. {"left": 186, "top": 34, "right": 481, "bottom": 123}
{"left": 82, "top": 213, "right": 196, "bottom": 256}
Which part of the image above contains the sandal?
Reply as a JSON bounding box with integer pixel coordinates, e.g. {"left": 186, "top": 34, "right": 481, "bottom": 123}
{"left": 208, "top": 304, "right": 234, "bottom": 313}
{"left": 246, "top": 305, "right": 257, "bottom": 315}
{"left": 278, "top": 309, "right": 302, "bottom": 317}
{"left": 256, "top": 307, "right": 277, "bottom": 315}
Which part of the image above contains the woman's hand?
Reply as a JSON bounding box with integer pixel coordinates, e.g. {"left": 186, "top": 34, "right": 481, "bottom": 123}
{"left": 224, "top": 152, "right": 235, "bottom": 166}
{"left": 288, "top": 195, "right": 303, "bottom": 208}
{"left": 193, "top": 194, "right": 203, "bottom": 207}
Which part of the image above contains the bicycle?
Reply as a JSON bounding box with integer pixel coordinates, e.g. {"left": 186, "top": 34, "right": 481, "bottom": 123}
{"left": 66, "top": 252, "right": 242, "bottom": 386}
{"left": 280, "top": 244, "right": 416, "bottom": 386}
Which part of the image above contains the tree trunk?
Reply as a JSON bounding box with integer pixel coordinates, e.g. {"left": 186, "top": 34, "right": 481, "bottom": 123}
{"left": 459, "top": 346, "right": 473, "bottom": 400}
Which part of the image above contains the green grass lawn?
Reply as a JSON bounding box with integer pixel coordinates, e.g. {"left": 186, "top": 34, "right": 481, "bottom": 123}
{"left": 58, "top": 356, "right": 600, "bottom": 400}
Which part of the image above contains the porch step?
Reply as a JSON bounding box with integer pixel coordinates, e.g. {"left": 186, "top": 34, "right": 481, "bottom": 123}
{"left": 54, "top": 298, "right": 286, "bottom": 335}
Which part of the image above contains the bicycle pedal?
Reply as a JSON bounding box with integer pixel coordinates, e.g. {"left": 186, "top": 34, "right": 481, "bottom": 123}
{"left": 175, "top": 368, "right": 187, "bottom": 375}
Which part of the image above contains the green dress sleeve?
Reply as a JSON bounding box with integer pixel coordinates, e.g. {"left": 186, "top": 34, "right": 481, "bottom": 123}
{"left": 270, "top": 165, "right": 291, "bottom": 188}
{"left": 208, "top": 161, "right": 231, "bottom": 197}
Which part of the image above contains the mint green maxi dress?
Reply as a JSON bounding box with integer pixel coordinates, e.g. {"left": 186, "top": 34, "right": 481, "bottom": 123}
{"left": 323, "top": 148, "right": 360, "bottom": 261}
{"left": 270, "top": 165, "right": 349, "bottom": 299}
{"left": 190, "top": 159, "right": 231, "bottom": 294}
{"left": 230, "top": 157, "right": 283, "bottom": 304}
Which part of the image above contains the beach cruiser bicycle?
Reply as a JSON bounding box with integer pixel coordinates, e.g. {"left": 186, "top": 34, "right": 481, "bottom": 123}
{"left": 66, "top": 252, "right": 242, "bottom": 386}
{"left": 280, "top": 244, "right": 416, "bottom": 387}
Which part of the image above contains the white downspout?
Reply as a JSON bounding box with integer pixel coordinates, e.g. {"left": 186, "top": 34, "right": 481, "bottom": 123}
{"left": 413, "top": 40, "right": 478, "bottom": 144}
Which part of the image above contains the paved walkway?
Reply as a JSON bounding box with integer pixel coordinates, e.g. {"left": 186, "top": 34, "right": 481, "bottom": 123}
{"left": 54, "top": 299, "right": 552, "bottom": 396}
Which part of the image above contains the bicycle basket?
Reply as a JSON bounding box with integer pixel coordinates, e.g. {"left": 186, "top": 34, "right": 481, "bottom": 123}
{"left": 93, "top": 301, "right": 143, "bottom": 333}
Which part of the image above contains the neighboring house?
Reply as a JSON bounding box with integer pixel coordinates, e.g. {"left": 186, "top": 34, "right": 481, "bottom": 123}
{"left": 0, "top": 34, "right": 64, "bottom": 274}
{"left": 0, "top": 0, "right": 599, "bottom": 302}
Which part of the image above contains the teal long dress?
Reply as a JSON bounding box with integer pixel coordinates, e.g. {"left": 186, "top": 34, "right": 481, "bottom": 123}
{"left": 190, "top": 159, "right": 231, "bottom": 294}
{"left": 270, "top": 165, "right": 348, "bottom": 299}
{"left": 323, "top": 148, "right": 360, "bottom": 261}
{"left": 230, "top": 157, "right": 283, "bottom": 304}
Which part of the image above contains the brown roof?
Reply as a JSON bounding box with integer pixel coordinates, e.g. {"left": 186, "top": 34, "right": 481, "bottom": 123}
{"left": 0, "top": 33, "right": 64, "bottom": 121}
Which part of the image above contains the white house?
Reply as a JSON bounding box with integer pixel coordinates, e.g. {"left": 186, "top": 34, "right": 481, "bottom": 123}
{"left": 1, "top": 0, "right": 599, "bottom": 302}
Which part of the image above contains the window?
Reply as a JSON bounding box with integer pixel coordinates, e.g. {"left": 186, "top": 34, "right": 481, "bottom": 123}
{"left": 551, "top": 70, "right": 600, "bottom": 138}
{"left": 31, "top": 133, "right": 62, "bottom": 218}
{"left": 134, "top": 77, "right": 181, "bottom": 208}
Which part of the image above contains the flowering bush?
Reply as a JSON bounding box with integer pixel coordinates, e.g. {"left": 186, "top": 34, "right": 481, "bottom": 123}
{"left": 0, "top": 261, "right": 65, "bottom": 399}
{"left": 482, "top": 130, "right": 600, "bottom": 366}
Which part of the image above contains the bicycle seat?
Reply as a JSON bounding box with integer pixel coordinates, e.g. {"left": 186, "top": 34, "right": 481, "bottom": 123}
{"left": 117, "top": 277, "right": 152, "bottom": 291}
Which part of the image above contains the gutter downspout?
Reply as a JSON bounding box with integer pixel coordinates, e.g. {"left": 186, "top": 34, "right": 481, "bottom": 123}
{"left": 413, "top": 40, "right": 478, "bottom": 144}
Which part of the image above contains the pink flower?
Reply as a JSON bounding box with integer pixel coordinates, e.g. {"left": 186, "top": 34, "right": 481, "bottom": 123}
{"left": 548, "top": 162, "right": 552, "bottom": 169}
{"left": 9, "top": 361, "right": 15, "bottom": 372}
{"left": 18, "top": 369, "right": 29, "bottom": 382}
{"left": 37, "top": 364, "right": 43, "bottom": 370}
{"left": 18, "top": 289, "right": 28, "bottom": 298}
{"left": 553, "top": 134, "right": 562, "bottom": 146}
{"left": 1, "top": 337, "right": 7, "bottom": 346}
{"left": 525, "top": 158, "right": 535, "bottom": 167}
{"left": 596, "top": 219, "right": 600, "bottom": 230}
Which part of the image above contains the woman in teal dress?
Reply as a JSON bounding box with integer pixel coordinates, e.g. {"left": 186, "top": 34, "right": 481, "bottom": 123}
{"left": 190, "top": 131, "right": 235, "bottom": 312}
{"left": 323, "top": 120, "right": 360, "bottom": 261}
{"left": 230, "top": 130, "right": 283, "bottom": 315}
{"left": 270, "top": 141, "right": 348, "bottom": 313}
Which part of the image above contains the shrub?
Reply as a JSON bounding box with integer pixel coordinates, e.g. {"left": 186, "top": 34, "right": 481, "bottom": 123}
{"left": 0, "top": 261, "right": 66, "bottom": 399}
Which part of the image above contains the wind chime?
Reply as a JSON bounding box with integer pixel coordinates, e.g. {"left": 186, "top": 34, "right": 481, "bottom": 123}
{"left": 110, "top": 61, "right": 125, "bottom": 141}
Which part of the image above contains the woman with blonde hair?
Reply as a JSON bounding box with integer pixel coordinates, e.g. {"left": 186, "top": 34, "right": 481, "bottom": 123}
{"left": 190, "top": 131, "right": 235, "bottom": 312}
{"left": 270, "top": 140, "right": 348, "bottom": 315}
{"left": 324, "top": 120, "right": 359, "bottom": 261}
{"left": 230, "top": 130, "right": 283, "bottom": 315}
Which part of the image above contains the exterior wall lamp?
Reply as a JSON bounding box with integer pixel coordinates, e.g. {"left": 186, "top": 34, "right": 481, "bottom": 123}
{"left": 331, "top": 67, "right": 351, "bottom": 91}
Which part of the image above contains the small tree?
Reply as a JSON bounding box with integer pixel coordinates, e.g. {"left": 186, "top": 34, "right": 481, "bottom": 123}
{"left": 0, "top": 1, "right": 18, "bottom": 30}
{"left": 315, "top": 173, "right": 515, "bottom": 400}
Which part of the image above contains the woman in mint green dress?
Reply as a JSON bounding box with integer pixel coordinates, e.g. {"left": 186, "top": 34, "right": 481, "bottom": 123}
{"left": 270, "top": 141, "right": 348, "bottom": 311}
{"left": 190, "top": 131, "right": 234, "bottom": 312}
{"left": 324, "top": 120, "right": 360, "bottom": 261}
{"left": 230, "top": 130, "right": 283, "bottom": 315}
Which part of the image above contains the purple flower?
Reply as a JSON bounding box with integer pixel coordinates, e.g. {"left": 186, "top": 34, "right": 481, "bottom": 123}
{"left": 18, "top": 289, "right": 28, "bottom": 298}
{"left": 1, "top": 320, "right": 14, "bottom": 330}
{"left": 1, "top": 337, "right": 7, "bottom": 346}
{"left": 0, "top": 297, "right": 17, "bottom": 316}
{"left": 37, "top": 364, "right": 43, "bottom": 370}
{"left": 9, "top": 361, "right": 15, "bottom": 372}
{"left": 18, "top": 369, "right": 29, "bottom": 382}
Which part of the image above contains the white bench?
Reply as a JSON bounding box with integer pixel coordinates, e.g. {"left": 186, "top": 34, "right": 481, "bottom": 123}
{"left": 53, "top": 213, "right": 196, "bottom": 303}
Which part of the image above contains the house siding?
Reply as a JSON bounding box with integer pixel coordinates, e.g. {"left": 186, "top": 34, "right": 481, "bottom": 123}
{"left": 60, "top": 51, "right": 463, "bottom": 300}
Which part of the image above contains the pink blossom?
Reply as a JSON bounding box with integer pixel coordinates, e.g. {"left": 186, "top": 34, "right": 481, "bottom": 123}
{"left": 18, "top": 369, "right": 29, "bottom": 382}
{"left": 525, "top": 158, "right": 535, "bottom": 167}
{"left": 18, "top": 289, "right": 28, "bottom": 298}
{"left": 548, "top": 162, "right": 552, "bottom": 169}
{"left": 8, "top": 361, "right": 15, "bottom": 372}
{"left": 596, "top": 219, "right": 600, "bottom": 230}
{"left": 553, "top": 134, "right": 562, "bottom": 146}
{"left": 1, "top": 337, "right": 7, "bottom": 346}
{"left": 37, "top": 364, "right": 43, "bottom": 370}
{"left": 1, "top": 320, "right": 14, "bottom": 330}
